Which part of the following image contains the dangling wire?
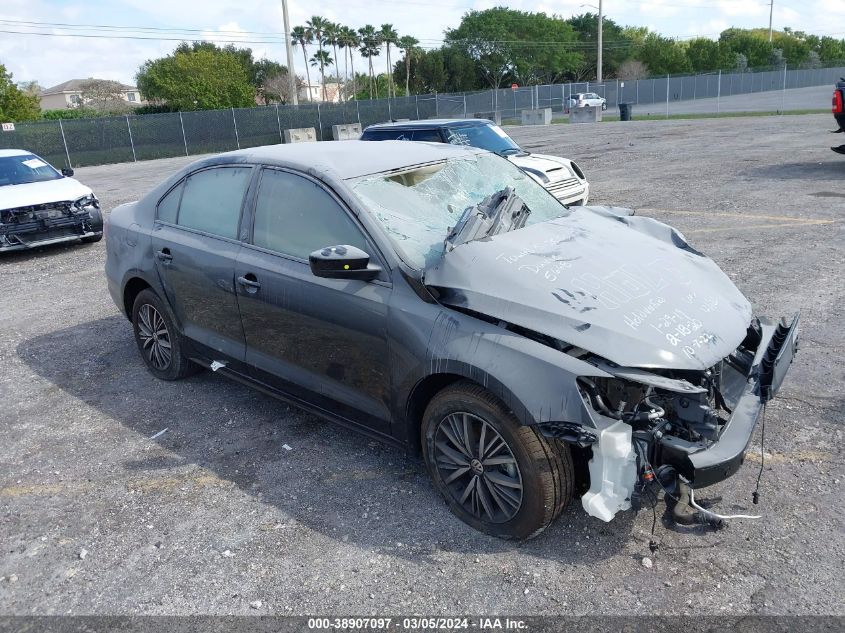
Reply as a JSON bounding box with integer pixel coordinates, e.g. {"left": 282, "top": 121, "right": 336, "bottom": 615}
{"left": 753, "top": 402, "right": 766, "bottom": 505}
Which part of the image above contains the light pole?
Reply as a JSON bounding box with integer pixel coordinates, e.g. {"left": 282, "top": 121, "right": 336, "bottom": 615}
{"left": 281, "top": 0, "right": 298, "bottom": 105}
{"left": 768, "top": 0, "right": 774, "bottom": 42}
{"left": 581, "top": 2, "right": 603, "bottom": 84}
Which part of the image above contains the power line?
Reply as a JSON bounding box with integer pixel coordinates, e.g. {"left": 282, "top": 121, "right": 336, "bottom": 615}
{"left": 0, "top": 28, "right": 647, "bottom": 51}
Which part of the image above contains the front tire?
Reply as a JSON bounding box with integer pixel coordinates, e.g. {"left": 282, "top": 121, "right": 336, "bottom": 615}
{"left": 131, "top": 288, "right": 199, "bottom": 380}
{"left": 81, "top": 208, "right": 104, "bottom": 243}
{"left": 421, "top": 381, "right": 574, "bottom": 540}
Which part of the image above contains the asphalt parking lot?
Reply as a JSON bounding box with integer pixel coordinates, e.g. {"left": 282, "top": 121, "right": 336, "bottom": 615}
{"left": 1, "top": 114, "right": 843, "bottom": 616}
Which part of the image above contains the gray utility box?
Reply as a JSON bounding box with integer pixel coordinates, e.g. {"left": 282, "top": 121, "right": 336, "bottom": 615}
{"left": 474, "top": 111, "right": 502, "bottom": 125}
{"left": 332, "top": 123, "right": 363, "bottom": 141}
{"left": 569, "top": 105, "right": 602, "bottom": 124}
{"left": 284, "top": 127, "right": 317, "bottom": 143}
{"left": 521, "top": 108, "right": 553, "bottom": 126}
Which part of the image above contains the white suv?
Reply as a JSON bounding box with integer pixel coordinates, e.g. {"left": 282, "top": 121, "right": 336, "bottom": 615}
{"left": 568, "top": 92, "right": 607, "bottom": 111}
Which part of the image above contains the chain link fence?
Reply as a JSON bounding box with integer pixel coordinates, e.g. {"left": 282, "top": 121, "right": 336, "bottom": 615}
{"left": 2, "top": 63, "right": 843, "bottom": 169}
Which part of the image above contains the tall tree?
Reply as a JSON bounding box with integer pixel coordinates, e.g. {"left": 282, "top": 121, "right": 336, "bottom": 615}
{"left": 380, "top": 24, "right": 399, "bottom": 99}
{"left": 252, "top": 59, "right": 287, "bottom": 103}
{"left": 324, "top": 22, "right": 342, "bottom": 96}
{"left": 398, "top": 35, "right": 420, "bottom": 96}
{"left": 358, "top": 25, "right": 381, "bottom": 99}
{"left": 291, "top": 26, "right": 314, "bottom": 102}
{"left": 307, "top": 16, "right": 331, "bottom": 100}
{"left": 80, "top": 79, "right": 133, "bottom": 112}
{"left": 0, "top": 64, "right": 40, "bottom": 122}
{"left": 719, "top": 29, "right": 774, "bottom": 68}
{"left": 685, "top": 38, "right": 729, "bottom": 72}
{"left": 445, "top": 8, "right": 582, "bottom": 88}
{"left": 310, "top": 51, "right": 334, "bottom": 77}
{"left": 136, "top": 47, "right": 254, "bottom": 110}
{"left": 567, "top": 13, "right": 630, "bottom": 80}
{"left": 338, "top": 27, "right": 360, "bottom": 100}
{"left": 635, "top": 33, "right": 690, "bottom": 75}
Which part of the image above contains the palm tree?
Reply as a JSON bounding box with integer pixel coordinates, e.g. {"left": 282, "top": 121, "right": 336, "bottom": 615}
{"left": 358, "top": 25, "right": 381, "bottom": 99}
{"left": 324, "top": 22, "right": 341, "bottom": 97}
{"left": 309, "top": 51, "right": 334, "bottom": 100}
{"left": 398, "top": 35, "right": 419, "bottom": 97}
{"left": 338, "top": 27, "right": 360, "bottom": 100}
{"left": 306, "top": 16, "right": 331, "bottom": 101}
{"left": 291, "top": 26, "right": 313, "bottom": 103}
{"left": 379, "top": 24, "right": 398, "bottom": 99}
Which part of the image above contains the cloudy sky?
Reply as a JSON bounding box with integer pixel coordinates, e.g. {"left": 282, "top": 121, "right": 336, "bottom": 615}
{"left": 2, "top": 0, "right": 841, "bottom": 89}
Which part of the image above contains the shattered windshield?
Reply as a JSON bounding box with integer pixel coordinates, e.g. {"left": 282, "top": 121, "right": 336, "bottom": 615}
{"left": 0, "top": 154, "right": 62, "bottom": 186}
{"left": 350, "top": 152, "right": 569, "bottom": 269}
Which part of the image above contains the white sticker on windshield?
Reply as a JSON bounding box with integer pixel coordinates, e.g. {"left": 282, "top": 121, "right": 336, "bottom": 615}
{"left": 490, "top": 125, "right": 509, "bottom": 138}
{"left": 22, "top": 158, "right": 47, "bottom": 169}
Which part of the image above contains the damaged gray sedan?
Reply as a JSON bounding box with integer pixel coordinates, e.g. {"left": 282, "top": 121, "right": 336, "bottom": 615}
{"left": 106, "top": 141, "right": 798, "bottom": 539}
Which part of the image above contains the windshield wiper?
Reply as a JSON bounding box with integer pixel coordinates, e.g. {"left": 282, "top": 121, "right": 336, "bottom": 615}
{"left": 499, "top": 148, "right": 521, "bottom": 155}
{"left": 444, "top": 187, "right": 530, "bottom": 251}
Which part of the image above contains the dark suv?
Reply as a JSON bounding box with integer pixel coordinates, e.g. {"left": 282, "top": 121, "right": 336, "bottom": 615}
{"left": 361, "top": 119, "right": 590, "bottom": 207}
{"left": 106, "top": 141, "right": 797, "bottom": 539}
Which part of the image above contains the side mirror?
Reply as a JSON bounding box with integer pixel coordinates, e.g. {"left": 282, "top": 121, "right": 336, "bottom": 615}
{"left": 309, "top": 245, "right": 382, "bottom": 282}
{"left": 61, "top": 167, "right": 74, "bottom": 177}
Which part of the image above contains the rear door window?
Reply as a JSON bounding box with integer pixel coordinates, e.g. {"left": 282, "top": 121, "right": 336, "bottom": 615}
{"left": 176, "top": 167, "right": 252, "bottom": 239}
{"left": 362, "top": 129, "right": 411, "bottom": 141}
{"left": 411, "top": 129, "right": 444, "bottom": 142}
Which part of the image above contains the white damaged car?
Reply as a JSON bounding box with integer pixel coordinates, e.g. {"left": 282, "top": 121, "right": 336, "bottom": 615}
{"left": 0, "top": 149, "right": 103, "bottom": 252}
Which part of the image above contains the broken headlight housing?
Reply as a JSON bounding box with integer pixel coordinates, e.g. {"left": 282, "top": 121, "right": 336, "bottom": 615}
{"left": 73, "top": 194, "right": 99, "bottom": 213}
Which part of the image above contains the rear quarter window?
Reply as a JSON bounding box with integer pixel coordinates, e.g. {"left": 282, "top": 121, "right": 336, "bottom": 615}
{"left": 362, "top": 129, "right": 413, "bottom": 141}
{"left": 157, "top": 182, "right": 183, "bottom": 224}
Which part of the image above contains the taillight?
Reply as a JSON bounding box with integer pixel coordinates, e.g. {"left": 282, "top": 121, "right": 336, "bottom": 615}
{"left": 834, "top": 90, "right": 844, "bottom": 114}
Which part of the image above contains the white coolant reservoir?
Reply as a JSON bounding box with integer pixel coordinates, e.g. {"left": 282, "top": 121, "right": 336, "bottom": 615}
{"left": 581, "top": 419, "right": 638, "bottom": 522}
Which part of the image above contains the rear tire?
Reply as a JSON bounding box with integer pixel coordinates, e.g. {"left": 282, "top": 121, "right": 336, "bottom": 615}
{"left": 421, "top": 381, "right": 574, "bottom": 539}
{"left": 131, "top": 288, "right": 199, "bottom": 381}
{"left": 81, "top": 232, "right": 103, "bottom": 244}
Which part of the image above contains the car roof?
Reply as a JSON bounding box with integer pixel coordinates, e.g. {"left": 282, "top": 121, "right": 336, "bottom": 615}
{"left": 364, "top": 118, "right": 493, "bottom": 131}
{"left": 218, "top": 140, "right": 486, "bottom": 180}
{"left": 0, "top": 149, "right": 35, "bottom": 158}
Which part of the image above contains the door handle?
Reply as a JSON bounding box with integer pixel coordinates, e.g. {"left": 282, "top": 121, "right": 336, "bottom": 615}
{"left": 237, "top": 274, "right": 261, "bottom": 292}
{"left": 156, "top": 248, "right": 172, "bottom": 263}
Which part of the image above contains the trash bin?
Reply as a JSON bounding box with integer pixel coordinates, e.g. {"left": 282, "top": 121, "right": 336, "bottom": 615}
{"left": 618, "top": 102, "right": 633, "bottom": 121}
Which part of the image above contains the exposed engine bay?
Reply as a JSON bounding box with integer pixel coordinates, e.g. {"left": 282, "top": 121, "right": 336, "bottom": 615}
{"left": 0, "top": 195, "right": 102, "bottom": 251}
{"left": 540, "top": 314, "right": 799, "bottom": 525}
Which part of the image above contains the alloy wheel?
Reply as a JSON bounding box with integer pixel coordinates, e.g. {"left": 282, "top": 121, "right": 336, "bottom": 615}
{"left": 137, "top": 304, "right": 172, "bottom": 370}
{"left": 433, "top": 412, "right": 523, "bottom": 523}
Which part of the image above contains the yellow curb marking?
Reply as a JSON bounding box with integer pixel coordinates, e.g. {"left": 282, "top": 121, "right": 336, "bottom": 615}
{"left": 639, "top": 208, "right": 829, "bottom": 223}
{"left": 686, "top": 219, "right": 837, "bottom": 234}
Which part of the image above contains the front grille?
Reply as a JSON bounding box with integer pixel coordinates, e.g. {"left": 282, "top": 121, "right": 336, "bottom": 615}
{"left": 545, "top": 177, "right": 583, "bottom": 196}
{"left": 10, "top": 227, "right": 82, "bottom": 246}
{"left": 1, "top": 212, "right": 90, "bottom": 236}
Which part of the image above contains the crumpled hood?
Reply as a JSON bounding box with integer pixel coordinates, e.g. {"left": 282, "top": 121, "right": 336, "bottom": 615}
{"left": 0, "top": 177, "right": 92, "bottom": 212}
{"left": 424, "top": 206, "right": 753, "bottom": 370}
{"left": 508, "top": 154, "right": 574, "bottom": 181}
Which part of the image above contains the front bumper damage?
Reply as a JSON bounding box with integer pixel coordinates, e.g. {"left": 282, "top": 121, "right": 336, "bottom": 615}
{"left": 0, "top": 200, "right": 101, "bottom": 252}
{"left": 658, "top": 313, "right": 799, "bottom": 488}
{"left": 541, "top": 313, "right": 799, "bottom": 522}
